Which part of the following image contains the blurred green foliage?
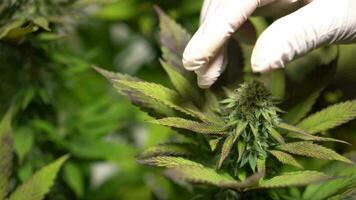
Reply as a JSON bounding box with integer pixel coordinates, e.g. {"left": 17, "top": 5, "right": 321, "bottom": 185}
{"left": 0, "top": 0, "right": 355, "bottom": 199}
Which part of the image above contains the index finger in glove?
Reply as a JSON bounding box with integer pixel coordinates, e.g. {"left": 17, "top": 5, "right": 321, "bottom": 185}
{"left": 183, "top": 0, "right": 260, "bottom": 71}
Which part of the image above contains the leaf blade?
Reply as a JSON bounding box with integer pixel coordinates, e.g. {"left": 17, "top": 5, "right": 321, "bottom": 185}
{"left": 150, "top": 117, "right": 226, "bottom": 134}
{"left": 258, "top": 171, "right": 331, "bottom": 188}
{"left": 297, "top": 100, "right": 356, "bottom": 134}
{"left": 269, "top": 150, "right": 303, "bottom": 169}
{"left": 9, "top": 155, "right": 69, "bottom": 200}
{"left": 218, "top": 122, "right": 247, "bottom": 168}
{"left": 0, "top": 110, "right": 13, "bottom": 200}
{"left": 276, "top": 142, "right": 353, "bottom": 164}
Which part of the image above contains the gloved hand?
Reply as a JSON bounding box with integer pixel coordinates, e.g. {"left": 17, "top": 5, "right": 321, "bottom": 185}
{"left": 183, "top": 0, "right": 356, "bottom": 88}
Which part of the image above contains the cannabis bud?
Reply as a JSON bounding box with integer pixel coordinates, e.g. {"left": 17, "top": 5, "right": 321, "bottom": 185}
{"left": 221, "top": 81, "right": 280, "bottom": 172}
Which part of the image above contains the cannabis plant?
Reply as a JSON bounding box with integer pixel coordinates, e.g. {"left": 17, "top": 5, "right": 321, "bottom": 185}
{"left": 98, "top": 7, "right": 356, "bottom": 200}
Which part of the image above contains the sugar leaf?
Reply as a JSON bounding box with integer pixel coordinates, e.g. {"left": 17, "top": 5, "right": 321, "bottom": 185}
{"left": 218, "top": 122, "right": 247, "bottom": 168}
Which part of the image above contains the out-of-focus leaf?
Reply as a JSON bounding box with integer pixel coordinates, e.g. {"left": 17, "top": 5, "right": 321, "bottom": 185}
{"left": 0, "top": 110, "right": 13, "bottom": 200}
{"left": 95, "top": 1, "right": 137, "bottom": 20}
{"left": 32, "top": 17, "right": 51, "bottom": 31}
{"left": 13, "top": 127, "right": 34, "bottom": 162}
{"left": 155, "top": 6, "right": 191, "bottom": 75}
{"left": 283, "top": 89, "right": 322, "bottom": 124}
{"left": 302, "top": 152, "right": 356, "bottom": 200}
{"left": 283, "top": 46, "right": 338, "bottom": 110}
{"left": 64, "top": 139, "right": 134, "bottom": 161}
{"left": 268, "top": 69, "right": 285, "bottom": 100}
{"left": 63, "top": 162, "right": 84, "bottom": 197}
{"left": 9, "top": 155, "right": 69, "bottom": 200}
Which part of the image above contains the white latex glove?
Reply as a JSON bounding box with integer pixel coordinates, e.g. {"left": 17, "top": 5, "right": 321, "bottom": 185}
{"left": 183, "top": 0, "right": 356, "bottom": 88}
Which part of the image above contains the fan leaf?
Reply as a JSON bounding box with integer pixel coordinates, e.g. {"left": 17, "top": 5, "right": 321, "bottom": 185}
{"left": 269, "top": 150, "right": 303, "bottom": 169}
{"left": 95, "top": 67, "right": 175, "bottom": 117}
{"left": 160, "top": 59, "right": 201, "bottom": 105}
{"left": 9, "top": 155, "right": 69, "bottom": 200}
{"left": 276, "top": 142, "right": 353, "bottom": 164}
{"left": 164, "top": 165, "right": 234, "bottom": 186}
{"left": 139, "top": 156, "right": 203, "bottom": 168}
{"left": 278, "top": 122, "right": 349, "bottom": 144}
{"left": 297, "top": 100, "right": 356, "bottom": 134}
{"left": 116, "top": 80, "right": 199, "bottom": 117}
{"left": 155, "top": 6, "right": 191, "bottom": 74}
{"left": 150, "top": 117, "right": 226, "bottom": 134}
{"left": 257, "top": 171, "right": 331, "bottom": 188}
{"left": 140, "top": 143, "right": 192, "bottom": 158}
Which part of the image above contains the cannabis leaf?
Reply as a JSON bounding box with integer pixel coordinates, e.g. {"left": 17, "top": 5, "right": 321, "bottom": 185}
{"left": 297, "top": 100, "right": 356, "bottom": 134}
{"left": 269, "top": 150, "right": 303, "bottom": 169}
{"left": 154, "top": 6, "right": 191, "bottom": 74}
{"left": 165, "top": 165, "right": 234, "bottom": 186}
{"left": 276, "top": 142, "right": 353, "bottom": 164}
{"left": 117, "top": 79, "right": 198, "bottom": 118}
{"left": 140, "top": 143, "right": 192, "bottom": 158}
{"left": 151, "top": 117, "right": 226, "bottom": 134}
{"left": 9, "top": 155, "right": 69, "bottom": 200}
{"left": 278, "top": 122, "right": 349, "bottom": 144}
{"left": 160, "top": 59, "right": 201, "bottom": 105}
{"left": 218, "top": 121, "right": 247, "bottom": 168}
{"left": 95, "top": 67, "right": 175, "bottom": 117}
{"left": 139, "top": 156, "right": 203, "bottom": 168}
{"left": 257, "top": 171, "right": 331, "bottom": 188}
